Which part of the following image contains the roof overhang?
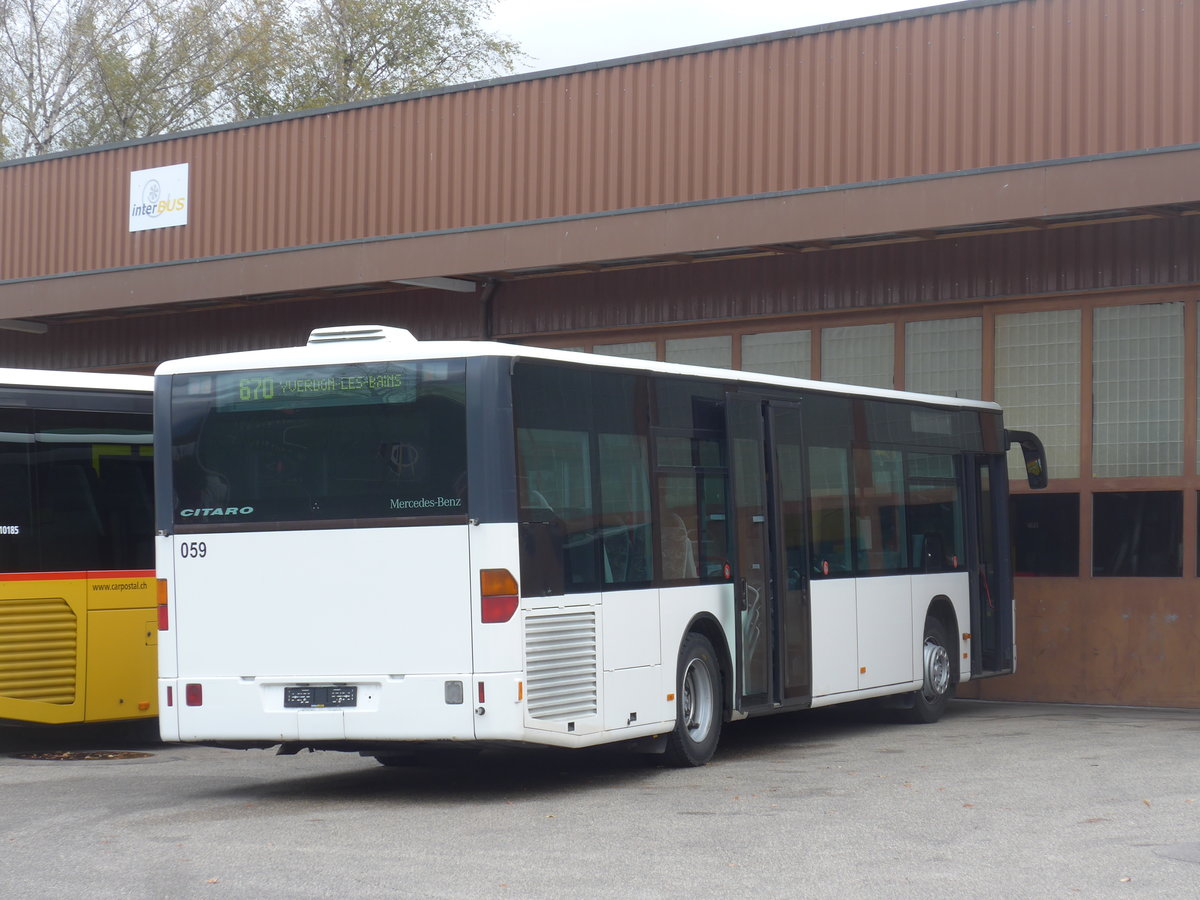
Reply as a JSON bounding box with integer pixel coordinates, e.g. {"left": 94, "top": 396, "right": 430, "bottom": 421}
{"left": 2, "top": 143, "right": 1198, "bottom": 321}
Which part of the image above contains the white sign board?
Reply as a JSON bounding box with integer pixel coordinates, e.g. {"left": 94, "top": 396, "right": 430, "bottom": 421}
{"left": 129, "top": 163, "right": 189, "bottom": 232}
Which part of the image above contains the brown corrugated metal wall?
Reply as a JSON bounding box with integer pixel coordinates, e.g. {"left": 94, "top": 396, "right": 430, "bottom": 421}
{"left": 2, "top": 0, "right": 1198, "bottom": 283}
{"left": 497, "top": 216, "right": 1200, "bottom": 337}
{"left": 0, "top": 213, "right": 1193, "bottom": 371}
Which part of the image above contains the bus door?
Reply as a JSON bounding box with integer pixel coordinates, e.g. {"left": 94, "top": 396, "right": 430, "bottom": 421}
{"left": 726, "top": 394, "right": 812, "bottom": 713}
{"left": 967, "top": 455, "right": 1014, "bottom": 676}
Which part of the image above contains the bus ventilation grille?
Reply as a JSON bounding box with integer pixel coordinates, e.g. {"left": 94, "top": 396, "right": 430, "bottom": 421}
{"left": 524, "top": 610, "right": 598, "bottom": 721}
{"left": 307, "top": 325, "right": 417, "bottom": 345}
{"left": 0, "top": 597, "right": 77, "bottom": 705}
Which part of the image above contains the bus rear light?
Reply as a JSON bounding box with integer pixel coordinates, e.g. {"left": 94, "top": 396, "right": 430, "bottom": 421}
{"left": 185, "top": 683, "right": 203, "bottom": 706}
{"left": 480, "top": 568, "right": 519, "bottom": 623}
{"left": 478, "top": 681, "right": 485, "bottom": 703}
{"left": 156, "top": 579, "right": 169, "bottom": 630}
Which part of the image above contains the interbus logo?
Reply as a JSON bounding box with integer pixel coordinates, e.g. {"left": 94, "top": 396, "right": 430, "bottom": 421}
{"left": 129, "top": 163, "right": 189, "bottom": 232}
{"left": 179, "top": 506, "right": 254, "bottom": 517}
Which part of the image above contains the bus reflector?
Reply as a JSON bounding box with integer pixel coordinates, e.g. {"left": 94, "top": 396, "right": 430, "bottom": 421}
{"left": 185, "top": 684, "right": 203, "bottom": 706}
{"left": 156, "top": 579, "right": 169, "bottom": 630}
{"left": 167, "top": 686, "right": 173, "bottom": 707}
{"left": 480, "top": 568, "right": 519, "bottom": 623}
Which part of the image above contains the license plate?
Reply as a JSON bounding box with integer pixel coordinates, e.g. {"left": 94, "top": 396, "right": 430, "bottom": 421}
{"left": 284, "top": 685, "right": 357, "bottom": 708}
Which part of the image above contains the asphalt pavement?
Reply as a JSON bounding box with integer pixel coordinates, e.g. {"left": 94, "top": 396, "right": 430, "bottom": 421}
{"left": 1, "top": 700, "right": 1196, "bottom": 899}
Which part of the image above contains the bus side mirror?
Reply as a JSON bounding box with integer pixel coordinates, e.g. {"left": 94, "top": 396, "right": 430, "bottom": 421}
{"left": 1005, "top": 429, "right": 1048, "bottom": 490}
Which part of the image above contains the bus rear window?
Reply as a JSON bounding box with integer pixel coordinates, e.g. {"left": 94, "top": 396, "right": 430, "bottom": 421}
{"left": 170, "top": 361, "right": 467, "bottom": 526}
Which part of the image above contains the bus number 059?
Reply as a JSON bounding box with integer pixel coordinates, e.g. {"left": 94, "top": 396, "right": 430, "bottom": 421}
{"left": 180, "top": 541, "right": 207, "bottom": 559}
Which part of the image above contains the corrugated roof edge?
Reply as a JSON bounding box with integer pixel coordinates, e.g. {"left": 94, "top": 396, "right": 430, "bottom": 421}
{"left": 0, "top": 0, "right": 1020, "bottom": 170}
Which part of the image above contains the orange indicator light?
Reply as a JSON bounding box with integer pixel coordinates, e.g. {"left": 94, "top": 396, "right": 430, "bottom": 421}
{"left": 156, "top": 579, "right": 169, "bottom": 630}
{"left": 480, "top": 568, "right": 519, "bottom": 623}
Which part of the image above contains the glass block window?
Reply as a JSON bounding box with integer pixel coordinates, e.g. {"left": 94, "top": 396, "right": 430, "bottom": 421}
{"left": 905, "top": 317, "right": 982, "bottom": 400}
{"left": 1093, "top": 302, "right": 1183, "bottom": 477}
{"left": 821, "top": 324, "right": 894, "bottom": 389}
{"left": 741, "top": 330, "right": 812, "bottom": 379}
{"left": 665, "top": 335, "right": 732, "bottom": 369}
{"left": 593, "top": 341, "right": 656, "bottom": 361}
{"left": 995, "top": 310, "right": 1080, "bottom": 479}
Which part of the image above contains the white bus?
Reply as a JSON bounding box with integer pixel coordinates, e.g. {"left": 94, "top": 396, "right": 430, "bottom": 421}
{"left": 155, "top": 325, "right": 1046, "bottom": 766}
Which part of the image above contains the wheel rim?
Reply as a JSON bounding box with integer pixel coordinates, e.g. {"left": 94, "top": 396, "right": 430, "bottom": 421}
{"left": 921, "top": 636, "right": 951, "bottom": 702}
{"left": 681, "top": 656, "right": 715, "bottom": 743}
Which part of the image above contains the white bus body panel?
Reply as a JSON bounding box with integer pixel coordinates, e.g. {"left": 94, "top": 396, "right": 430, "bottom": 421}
{"left": 907, "top": 571, "right": 971, "bottom": 683}
{"left": 810, "top": 579, "right": 859, "bottom": 696}
{"left": 811, "top": 571, "right": 971, "bottom": 703}
{"left": 514, "top": 584, "right": 733, "bottom": 744}
{"left": 602, "top": 588, "right": 663, "bottom": 733}
{"left": 856, "top": 575, "right": 914, "bottom": 690}
{"left": 163, "top": 525, "right": 479, "bottom": 742}
{"left": 661, "top": 583, "right": 736, "bottom": 716}
{"left": 172, "top": 527, "right": 472, "bottom": 677}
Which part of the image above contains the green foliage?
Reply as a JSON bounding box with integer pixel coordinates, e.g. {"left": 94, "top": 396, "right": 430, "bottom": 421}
{"left": 232, "top": 0, "right": 521, "bottom": 119}
{"left": 0, "top": 0, "right": 520, "bottom": 158}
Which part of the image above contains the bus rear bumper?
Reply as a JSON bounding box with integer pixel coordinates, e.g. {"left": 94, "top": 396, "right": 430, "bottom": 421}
{"left": 160, "top": 673, "right": 532, "bottom": 744}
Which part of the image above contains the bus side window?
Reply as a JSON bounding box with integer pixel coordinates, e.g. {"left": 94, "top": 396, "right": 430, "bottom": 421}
{"left": 96, "top": 452, "right": 155, "bottom": 569}
{"left": 36, "top": 458, "right": 105, "bottom": 571}
{"left": 854, "top": 448, "right": 907, "bottom": 574}
{"left": 0, "top": 439, "right": 35, "bottom": 572}
{"left": 657, "top": 476, "right": 699, "bottom": 582}
{"left": 516, "top": 427, "right": 597, "bottom": 593}
{"left": 598, "top": 432, "right": 653, "bottom": 585}
{"left": 905, "top": 452, "right": 963, "bottom": 573}
{"left": 808, "top": 445, "right": 853, "bottom": 577}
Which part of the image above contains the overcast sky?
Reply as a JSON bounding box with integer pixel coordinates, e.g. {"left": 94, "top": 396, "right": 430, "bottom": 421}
{"left": 487, "top": 0, "right": 934, "bottom": 74}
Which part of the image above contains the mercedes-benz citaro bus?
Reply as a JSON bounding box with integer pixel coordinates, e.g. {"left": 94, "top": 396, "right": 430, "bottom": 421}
{"left": 0, "top": 368, "right": 155, "bottom": 726}
{"left": 155, "top": 325, "right": 1046, "bottom": 766}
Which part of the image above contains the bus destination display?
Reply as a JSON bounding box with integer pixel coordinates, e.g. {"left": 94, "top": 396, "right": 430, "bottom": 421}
{"left": 215, "top": 368, "right": 414, "bottom": 408}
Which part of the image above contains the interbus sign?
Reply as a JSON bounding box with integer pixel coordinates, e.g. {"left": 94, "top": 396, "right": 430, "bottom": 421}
{"left": 129, "top": 163, "right": 189, "bottom": 232}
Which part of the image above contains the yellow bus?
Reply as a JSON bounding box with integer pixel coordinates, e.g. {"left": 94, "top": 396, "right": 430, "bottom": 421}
{"left": 0, "top": 369, "right": 156, "bottom": 725}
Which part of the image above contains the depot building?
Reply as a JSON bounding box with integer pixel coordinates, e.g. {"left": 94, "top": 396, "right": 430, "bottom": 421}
{"left": 1, "top": 0, "right": 1198, "bottom": 707}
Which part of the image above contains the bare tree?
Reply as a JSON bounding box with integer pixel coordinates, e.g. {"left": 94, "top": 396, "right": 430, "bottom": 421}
{"left": 70, "top": 0, "right": 280, "bottom": 147}
{"left": 229, "top": 0, "right": 522, "bottom": 119}
{"left": 0, "top": 0, "right": 520, "bottom": 159}
{"left": 0, "top": 0, "right": 139, "bottom": 156}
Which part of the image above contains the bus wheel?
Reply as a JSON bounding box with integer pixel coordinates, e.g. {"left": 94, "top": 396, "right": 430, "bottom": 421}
{"left": 905, "top": 616, "right": 954, "bottom": 724}
{"left": 663, "top": 633, "right": 722, "bottom": 767}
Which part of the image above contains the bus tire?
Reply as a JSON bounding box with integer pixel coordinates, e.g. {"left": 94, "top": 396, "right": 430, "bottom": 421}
{"left": 663, "top": 632, "right": 723, "bottom": 767}
{"left": 905, "top": 616, "right": 955, "bottom": 724}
